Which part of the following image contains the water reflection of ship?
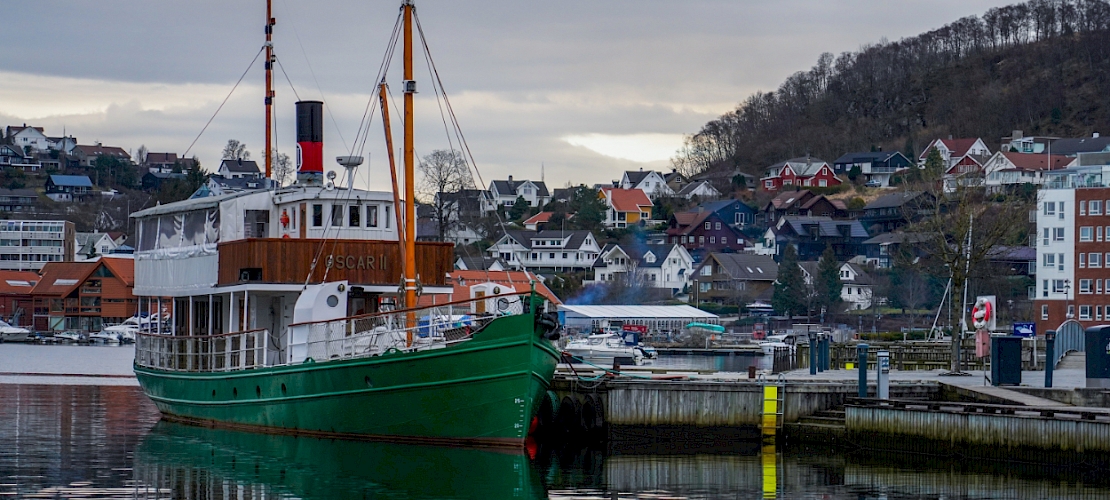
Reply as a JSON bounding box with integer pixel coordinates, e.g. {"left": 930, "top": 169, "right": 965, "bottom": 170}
{"left": 133, "top": 422, "right": 546, "bottom": 500}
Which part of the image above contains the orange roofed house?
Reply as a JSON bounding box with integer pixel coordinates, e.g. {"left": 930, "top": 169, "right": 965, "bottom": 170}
{"left": 418, "top": 269, "right": 562, "bottom": 309}
{"left": 31, "top": 257, "right": 136, "bottom": 332}
{"left": 0, "top": 270, "right": 40, "bottom": 327}
{"left": 599, "top": 187, "right": 653, "bottom": 228}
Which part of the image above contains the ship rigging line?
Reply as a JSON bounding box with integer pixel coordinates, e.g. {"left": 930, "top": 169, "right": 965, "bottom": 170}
{"left": 302, "top": 12, "right": 402, "bottom": 290}
{"left": 413, "top": 10, "right": 520, "bottom": 282}
{"left": 277, "top": 0, "right": 350, "bottom": 153}
{"left": 182, "top": 46, "right": 265, "bottom": 158}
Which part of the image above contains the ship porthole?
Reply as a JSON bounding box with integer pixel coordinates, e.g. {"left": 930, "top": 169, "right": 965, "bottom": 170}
{"left": 256, "top": 386, "right": 261, "bottom": 398}
{"left": 233, "top": 388, "right": 238, "bottom": 398}
{"left": 326, "top": 295, "right": 339, "bottom": 307}
{"left": 281, "top": 383, "right": 287, "bottom": 395}
{"left": 364, "top": 376, "right": 372, "bottom": 387}
{"left": 212, "top": 389, "right": 216, "bottom": 398}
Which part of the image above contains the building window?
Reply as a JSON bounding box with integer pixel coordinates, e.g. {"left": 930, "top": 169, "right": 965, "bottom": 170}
{"left": 1044, "top": 253, "right": 1055, "bottom": 268}
{"left": 562, "top": 252, "right": 568, "bottom": 259}
{"left": 1081, "top": 200, "right": 1087, "bottom": 215}
{"left": 1081, "top": 253, "right": 1086, "bottom": 268}
{"left": 715, "top": 222, "right": 721, "bottom": 230}
{"left": 701, "top": 265, "right": 712, "bottom": 276}
{"left": 1101, "top": 226, "right": 1105, "bottom": 242}
{"left": 699, "top": 282, "right": 710, "bottom": 292}
{"left": 1099, "top": 279, "right": 1104, "bottom": 294}
{"left": 1054, "top": 227, "right": 1065, "bottom": 241}
{"left": 1081, "top": 227, "right": 1094, "bottom": 241}
{"left": 699, "top": 236, "right": 705, "bottom": 245}
{"left": 384, "top": 206, "right": 391, "bottom": 228}
{"left": 549, "top": 253, "right": 555, "bottom": 259}
{"left": 367, "top": 205, "right": 379, "bottom": 227}
{"left": 1080, "top": 305, "right": 1092, "bottom": 320}
{"left": 331, "top": 204, "right": 344, "bottom": 227}
{"left": 1059, "top": 253, "right": 1065, "bottom": 270}
{"left": 312, "top": 204, "right": 323, "bottom": 227}
{"left": 1093, "top": 253, "right": 1102, "bottom": 268}
{"left": 1099, "top": 306, "right": 1104, "bottom": 320}
{"left": 1045, "top": 201, "right": 1055, "bottom": 216}
{"left": 1081, "top": 279, "right": 1092, "bottom": 293}
{"left": 1093, "top": 200, "right": 1103, "bottom": 215}
{"left": 1042, "top": 304, "right": 1049, "bottom": 320}
{"left": 1054, "top": 280, "right": 1068, "bottom": 293}
{"left": 349, "top": 205, "right": 361, "bottom": 227}
{"left": 1042, "top": 228, "right": 1049, "bottom": 245}
{"left": 704, "top": 222, "right": 711, "bottom": 230}
{"left": 1069, "top": 304, "right": 1076, "bottom": 318}
{"left": 710, "top": 236, "right": 716, "bottom": 244}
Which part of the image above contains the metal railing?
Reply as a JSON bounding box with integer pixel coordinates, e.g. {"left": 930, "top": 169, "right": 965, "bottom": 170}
{"left": 135, "top": 328, "right": 270, "bottom": 372}
{"left": 135, "top": 292, "right": 533, "bottom": 373}
{"left": 1051, "top": 320, "right": 1085, "bottom": 368}
{"left": 296, "top": 292, "right": 528, "bottom": 363}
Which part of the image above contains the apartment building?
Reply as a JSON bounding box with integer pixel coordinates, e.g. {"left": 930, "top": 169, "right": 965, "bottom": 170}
{"left": 1034, "top": 166, "right": 1110, "bottom": 334}
{"left": 0, "top": 220, "right": 75, "bottom": 271}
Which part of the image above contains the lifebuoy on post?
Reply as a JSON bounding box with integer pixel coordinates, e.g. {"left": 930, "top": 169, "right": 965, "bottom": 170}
{"left": 972, "top": 297, "right": 992, "bottom": 330}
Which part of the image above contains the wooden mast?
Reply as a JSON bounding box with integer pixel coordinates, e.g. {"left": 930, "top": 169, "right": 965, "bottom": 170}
{"left": 264, "top": 0, "right": 275, "bottom": 179}
{"left": 378, "top": 82, "right": 408, "bottom": 290}
{"left": 402, "top": 1, "right": 417, "bottom": 314}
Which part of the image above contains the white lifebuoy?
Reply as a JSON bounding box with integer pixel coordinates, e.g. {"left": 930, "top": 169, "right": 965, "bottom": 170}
{"left": 972, "top": 297, "right": 992, "bottom": 330}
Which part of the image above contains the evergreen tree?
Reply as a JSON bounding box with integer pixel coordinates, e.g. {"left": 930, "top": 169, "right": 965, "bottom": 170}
{"left": 509, "top": 195, "right": 529, "bottom": 221}
{"left": 772, "top": 245, "right": 805, "bottom": 317}
{"left": 814, "top": 244, "right": 842, "bottom": 318}
{"left": 922, "top": 148, "right": 945, "bottom": 181}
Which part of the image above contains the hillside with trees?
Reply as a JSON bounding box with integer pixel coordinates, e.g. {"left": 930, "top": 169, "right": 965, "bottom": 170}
{"left": 672, "top": 0, "right": 1110, "bottom": 176}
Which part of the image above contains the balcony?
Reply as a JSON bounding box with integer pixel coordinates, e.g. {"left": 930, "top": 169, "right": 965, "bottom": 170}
{"left": 216, "top": 238, "right": 453, "bottom": 287}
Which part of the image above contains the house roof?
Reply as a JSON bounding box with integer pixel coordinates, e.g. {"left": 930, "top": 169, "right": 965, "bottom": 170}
{"left": 768, "top": 157, "right": 830, "bottom": 178}
{"left": 987, "top": 245, "right": 1036, "bottom": 262}
{"left": 551, "top": 188, "right": 572, "bottom": 201}
{"left": 523, "top": 211, "right": 554, "bottom": 226}
{"left": 705, "top": 253, "right": 778, "bottom": 281}
{"left": 863, "top": 191, "right": 927, "bottom": 210}
{"left": 501, "top": 230, "right": 593, "bottom": 250}
{"left": 74, "top": 144, "right": 130, "bottom": 159}
{"left": 1049, "top": 136, "right": 1110, "bottom": 156}
{"left": 664, "top": 171, "right": 686, "bottom": 183}
{"left": 0, "top": 270, "right": 39, "bottom": 295}
{"left": 144, "top": 171, "right": 186, "bottom": 180}
{"left": 48, "top": 175, "right": 93, "bottom": 188}
{"left": 7, "top": 125, "right": 45, "bottom": 134}
{"left": 455, "top": 256, "right": 507, "bottom": 271}
{"left": 0, "top": 188, "right": 37, "bottom": 199}
{"left": 920, "top": 138, "right": 984, "bottom": 160}
{"left": 145, "top": 152, "right": 178, "bottom": 164}
{"left": 832, "top": 151, "right": 901, "bottom": 164}
{"left": 418, "top": 269, "right": 561, "bottom": 306}
{"left": 31, "top": 262, "right": 97, "bottom": 296}
{"left": 623, "top": 170, "right": 653, "bottom": 185}
{"left": 100, "top": 257, "right": 134, "bottom": 286}
{"left": 219, "top": 159, "right": 261, "bottom": 173}
{"left": 676, "top": 180, "right": 718, "bottom": 197}
{"left": 667, "top": 210, "right": 713, "bottom": 235}
{"left": 766, "top": 190, "right": 815, "bottom": 210}
{"left": 776, "top": 216, "right": 868, "bottom": 239}
{"left": 999, "top": 151, "right": 1074, "bottom": 171}
{"left": 798, "top": 261, "right": 874, "bottom": 286}
{"left": 601, "top": 187, "right": 652, "bottom": 212}
{"left": 800, "top": 195, "right": 846, "bottom": 211}
{"left": 491, "top": 179, "right": 550, "bottom": 197}
{"left": 862, "top": 232, "right": 931, "bottom": 245}
{"left": 696, "top": 199, "right": 753, "bottom": 214}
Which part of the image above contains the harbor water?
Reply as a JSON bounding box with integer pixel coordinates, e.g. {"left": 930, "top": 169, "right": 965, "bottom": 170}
{"left": 3, "top": 343, "right": 1110, "bottom": 499}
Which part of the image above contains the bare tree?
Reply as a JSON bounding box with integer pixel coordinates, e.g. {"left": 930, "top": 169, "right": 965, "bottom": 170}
{"left": 417, "top": 149, "right": 474, "bottom": 241}
{"left": 272, "top": 152, "right": 293, "bottom": 187}
{"left": 222, "top": 139, "right": 250, "bottom": 160}
{"left": 135, "top": 145, "right": 148, "bottom": 167}
{"left": 903, "top": 171, "right": 1032, "bottom": 372}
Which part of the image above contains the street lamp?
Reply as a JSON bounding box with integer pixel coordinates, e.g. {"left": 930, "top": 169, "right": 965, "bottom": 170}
{"left": 1064, "top": 279, "right": 1073, "bottom": 319}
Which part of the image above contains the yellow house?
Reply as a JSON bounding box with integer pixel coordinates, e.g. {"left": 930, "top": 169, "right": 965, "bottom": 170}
{"left": 599, "top": 187, "right": 653, "bottom": 228}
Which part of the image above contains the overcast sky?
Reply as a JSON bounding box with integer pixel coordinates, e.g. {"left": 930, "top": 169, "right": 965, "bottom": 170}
{"left": 3, "top": 0, "right": 1014, "bottom": 191}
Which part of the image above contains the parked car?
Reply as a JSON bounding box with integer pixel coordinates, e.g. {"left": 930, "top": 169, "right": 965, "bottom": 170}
{"left": 864, "top": 179, "right": 882, "bottom": 187}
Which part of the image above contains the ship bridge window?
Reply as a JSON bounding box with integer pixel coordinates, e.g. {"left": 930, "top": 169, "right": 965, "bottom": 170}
{"left": 244, "top": 210, "right": 269, "bottom": 238}
{"left": 331, "top": 204, "right": 344, "bottom": 227}
{"left": 312, "top": 204, "right": 323, "bottom": 227}
{"left": 367, "top": 205, "right": 379, "bottom": 228}
{"left": 384, "top": 206, "right": 391, "bottom": 229}
{"left": 349, "top": 204, "right": 361, "bottom": 227}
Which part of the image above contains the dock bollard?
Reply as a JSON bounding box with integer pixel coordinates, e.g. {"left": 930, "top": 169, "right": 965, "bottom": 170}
{"left": 857, "top": 343, "right": 869, "bottom": 397}
{"left": 821, "top": 334, "right": 831, "bottom": 371}
{"left": 877, "top": 350, "right": 890, "bottom": 399}
{"left": 809, "top": 332, "right": 818, "bottom": 375}
{"left": 817, "top": 333, "right": 825, "bottom": 373}
{"left": 1045, "top": 330, "right": 1056, "bottom": 388}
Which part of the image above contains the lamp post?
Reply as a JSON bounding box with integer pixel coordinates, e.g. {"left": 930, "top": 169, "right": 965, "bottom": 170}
{"left": 1064, "top": 279, "right": 1073, "bottom": 319}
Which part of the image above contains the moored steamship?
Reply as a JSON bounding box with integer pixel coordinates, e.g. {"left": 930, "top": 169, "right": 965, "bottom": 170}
{"left": 131, "top": 0, "right": 561, "bottom": 448}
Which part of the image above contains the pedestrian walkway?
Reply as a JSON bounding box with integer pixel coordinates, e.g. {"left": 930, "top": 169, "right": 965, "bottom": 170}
{"left": 1058, "top": 351, "right": 1086, "bottom": 370}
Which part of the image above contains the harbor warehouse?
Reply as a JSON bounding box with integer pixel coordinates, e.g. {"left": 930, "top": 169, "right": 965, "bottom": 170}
{"left": 558, "top": 304, "right": 719, "bottom": 336}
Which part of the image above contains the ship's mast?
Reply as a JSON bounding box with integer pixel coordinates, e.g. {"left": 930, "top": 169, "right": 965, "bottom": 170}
{"left": 402, "top": 0, "right": 417, "bottom": 314}
{"left": 264, "top": 0, "right": 275, "bottom": 180}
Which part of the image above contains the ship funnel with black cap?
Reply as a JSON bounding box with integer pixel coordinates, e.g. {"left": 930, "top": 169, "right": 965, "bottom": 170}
{"left": 296, "top": 100, "right": 324, "bottom": 185}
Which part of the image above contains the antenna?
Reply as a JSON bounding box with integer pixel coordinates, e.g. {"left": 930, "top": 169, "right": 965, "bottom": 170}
{"left": 337, "top": 155, "right": 364, "bottom": 192}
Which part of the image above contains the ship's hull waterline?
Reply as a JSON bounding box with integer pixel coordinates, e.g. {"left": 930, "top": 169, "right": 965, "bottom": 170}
{"left": 135, "top": 313, "right": 560, "bottom": 448}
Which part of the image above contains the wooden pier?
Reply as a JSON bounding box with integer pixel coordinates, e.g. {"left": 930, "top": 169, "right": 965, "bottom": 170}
{"left": 548, "top": 368, "right": 1110, "bottom": 458}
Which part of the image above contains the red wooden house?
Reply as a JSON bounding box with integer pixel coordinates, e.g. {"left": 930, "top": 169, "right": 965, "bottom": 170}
{"left": 760, "top": 157, "right": 842, "bottom": 191}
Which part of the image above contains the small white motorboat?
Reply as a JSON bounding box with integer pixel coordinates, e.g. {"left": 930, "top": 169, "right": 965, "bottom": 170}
{"left": 55, "top": 331, "right": 86, "bottom": 343}
{"left": 564, "top": 333, "right": 645, "bottom": 366}
{"left": 759, "top": 333, "right": 799, "bottom": 355}
{"left": 0, "top": 320, "right": 33, "bottom": 343}
{"left": 89, "top": 331, "right": 122, "bottom": 343}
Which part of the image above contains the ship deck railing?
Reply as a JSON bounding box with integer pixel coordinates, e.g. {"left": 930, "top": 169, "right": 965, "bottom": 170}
{"left": 297, "top": 292, "right": 529, "bottom": 363}
{"left": 134, "top": 292, "right": 531, "bottom": 373}
{"left": 135, "top": 328, "right": 270, "bottom": 373}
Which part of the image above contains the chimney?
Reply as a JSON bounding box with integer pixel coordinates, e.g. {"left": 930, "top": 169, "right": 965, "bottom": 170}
{"left": 508, "top": 175, "right": 513, "bottom": 182}
{"left": 948, "top": 134, "right": 953, "bottom": 140}
{"left": 295, "top": 100, "right": 324, "bottom": 185}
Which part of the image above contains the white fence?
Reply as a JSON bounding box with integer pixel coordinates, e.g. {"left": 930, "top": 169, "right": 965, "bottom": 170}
{"left": 135, "top": 328, "right": 270, "bottom": 372}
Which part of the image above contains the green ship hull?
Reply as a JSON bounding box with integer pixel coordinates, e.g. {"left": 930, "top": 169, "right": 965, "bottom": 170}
{"left": 135, "top": 312, "right": 560, "bottom": 448}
